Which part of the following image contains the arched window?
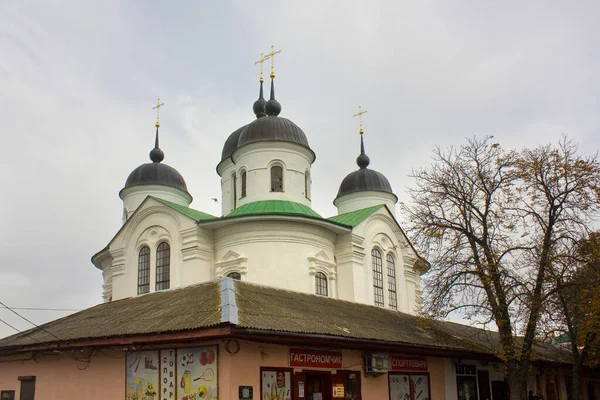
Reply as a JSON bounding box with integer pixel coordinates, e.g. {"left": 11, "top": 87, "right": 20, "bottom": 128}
{"left": 271, "top": 165, "right": 283, "bottom": 192}
{"left": 315, "top": 272, "right": 328, "bottom": 296}
{"left": 372, "top": 249, "right": 384, "bottom": 307}
{"left": 137, "top": 246, "right": 150, "bottom": 295}
{"left": 241, "top": 171, "right": 247, "bottom": 198}
{"left": 387, "top": 254, "right": 397, "bottom": 310}
{"left": 232, "top": 173, "right": 237, "bottom": 208}
{"left": 305, "top": 170, "right": 310, "bottom": 199}
{"left": 156, "top": 242, "right": 170, "bottom": 291}
{"left": 227, "top": 272, "right": 241, "bottom": 280}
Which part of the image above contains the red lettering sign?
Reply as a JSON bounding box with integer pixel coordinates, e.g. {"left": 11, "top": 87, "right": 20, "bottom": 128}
{"left": 390, "top": 356, "right": 428, "bottom": 371}
{"left": 289, "top": 349, "right": 343, "bottom": 369}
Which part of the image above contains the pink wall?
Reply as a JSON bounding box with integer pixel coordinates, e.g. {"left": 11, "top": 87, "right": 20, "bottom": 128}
{"left": 1, "top": 343, "right": 449, "bottom": 399}
{"left": 0, "top": 352, "right": 124, "bottom": 400}
{"left": 218, "top": 341, "right": 448, "bottom": 400}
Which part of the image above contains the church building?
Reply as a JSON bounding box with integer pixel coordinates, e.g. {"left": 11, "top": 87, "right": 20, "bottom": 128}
{"left": 0, "top": 52, "right": 584, "bottom": 400}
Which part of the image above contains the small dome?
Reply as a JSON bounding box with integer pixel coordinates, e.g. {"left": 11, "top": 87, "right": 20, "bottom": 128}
{"left": 336, "top": 168, "right": 394, "bottom": 199}
{"left": 122, "top": 162, "right": 189, "bottom": 194}
{"left": 238, "top": 116, "right": 310, "bottom": 149}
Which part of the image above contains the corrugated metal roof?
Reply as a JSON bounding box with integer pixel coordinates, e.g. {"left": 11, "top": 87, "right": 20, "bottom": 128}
{"left": 0, "top": 282, "right": 222, "bottom": 349}
{"left": 0, "top": 280, "right": 571, "bottom": 364}
{"left": 225, "top": 200, "right": 322, "bottom": 219}
{"left": 327, "top": 205, "right": 383, "bottom": 227}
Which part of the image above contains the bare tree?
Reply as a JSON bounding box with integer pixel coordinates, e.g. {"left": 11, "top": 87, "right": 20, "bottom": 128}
{"left": 402, "top": 136, "right": 600, "bottom": 400}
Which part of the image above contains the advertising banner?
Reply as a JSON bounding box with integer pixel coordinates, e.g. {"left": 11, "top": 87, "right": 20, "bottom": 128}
{"left": 177, "top": 346, "right": 218, "bottom": 400}
{"left": 390, "top": 356, "right": 428, "bottom": 372}
{"left": 126, "top": 350, "right": 160, "bottom": 400}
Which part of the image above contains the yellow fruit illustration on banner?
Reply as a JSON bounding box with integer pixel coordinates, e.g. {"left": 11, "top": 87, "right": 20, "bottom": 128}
{"left": 198, "top": 385, "right": 208, "bottom": 398}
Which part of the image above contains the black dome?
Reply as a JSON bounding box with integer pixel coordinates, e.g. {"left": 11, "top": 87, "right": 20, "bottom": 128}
{"left": 238, "top": 116, "right": 310, "bottom": 149}
{"left": 220, "top": 117, "right": 313, "bottom": 163}
{"left": 221, "top": 124, "right": 248, "bottom": 161}
{"left": 336, "top": 168, "right": 395, "bottom": 199}
{"left": 122, "top": 162, "right": 189, "bottom": 193}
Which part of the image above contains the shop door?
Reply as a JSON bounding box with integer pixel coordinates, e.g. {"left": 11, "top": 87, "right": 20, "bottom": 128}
{"left": 457, "top": 376, "right": 479, "bottom": 400}
{"left": 305, "top": 372, "right": 331, "bottom": 400}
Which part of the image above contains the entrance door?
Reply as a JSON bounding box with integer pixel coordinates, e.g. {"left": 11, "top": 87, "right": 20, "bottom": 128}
{"left": 305, "top": 372, "right": 331, "bottom": 400}
{"left": 457, "top": 376, "right": 479, "bottom": 400}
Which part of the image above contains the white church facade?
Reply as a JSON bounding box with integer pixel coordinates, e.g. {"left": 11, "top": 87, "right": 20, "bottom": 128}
{"left": 92, "top": 75, "right": 429, "bottom": 314}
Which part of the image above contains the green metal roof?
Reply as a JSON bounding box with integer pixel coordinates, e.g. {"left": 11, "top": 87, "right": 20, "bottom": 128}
{"left": 225, "top": 200, "right": 322, "bottom": 219}
{"left": 327, "top": 204, "right": 383, "bottom": 227}
{"left": 151, "top": 197, "right": 217, "bottom": 222}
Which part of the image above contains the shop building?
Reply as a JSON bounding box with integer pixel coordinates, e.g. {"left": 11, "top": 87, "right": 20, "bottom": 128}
{"left": 0, "top": 279, "right": 579, "bottom": 400}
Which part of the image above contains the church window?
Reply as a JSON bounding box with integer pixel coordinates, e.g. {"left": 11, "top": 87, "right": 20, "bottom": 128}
{"left": 271, "top": 165, "right": 283, "bottom": 192}
{"left": 137, "top": 246, "right": 150, "bottom": 295}
{"left": 387, "top": 254, "right": 397, "bottom": 310}
{"left": 305, "top": 170, "right": 310, "bottom": 199}
{"left": 241, "top": 171, "right": 247, "bottom": 198}
{"left": 315, "top": 272, "right": 328, "bottom": 296}
{"left": 372, "top": 249, "right": 384, "bottom": 307}
{"left": 232, "top": 173, "right": 237, "bottom": 208}
{"left": 227, "top": 272, "right": 241, "bottom": 280}
{"left": 156, "top": 242, "right": 170, "bottom": 291}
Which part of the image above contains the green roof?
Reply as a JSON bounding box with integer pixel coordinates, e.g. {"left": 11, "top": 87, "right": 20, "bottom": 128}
{"left": 327, "top": 204, "right": 383, "bottom": 227}
{"left": 151, "top": 197, "right": 217, "bottom": 222}
{"left": 225, "top": 200, "right": 322, "bottom": 219}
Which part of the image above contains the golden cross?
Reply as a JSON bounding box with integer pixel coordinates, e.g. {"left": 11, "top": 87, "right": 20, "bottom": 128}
{"left": 254, "top": 52, "right": 270, "bottom": 83}
{"left": 353, "top": 106, "right": 368, "bottom": 134}
{"left": 153, "top": 98, "right": 164, "bottom": 128}
{"left": 265, "top": 45, "right": 282, "bottom": 79}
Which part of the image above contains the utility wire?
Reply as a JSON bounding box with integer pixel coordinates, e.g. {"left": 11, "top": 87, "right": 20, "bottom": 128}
{"left": 0, "top": 301, "right": 63, "bottom": 342}
{"left": 0, "top": 306, "right": 81, "bottom": 312}
{"left": 0, "top": 317, "right": 43, "bottom": 344}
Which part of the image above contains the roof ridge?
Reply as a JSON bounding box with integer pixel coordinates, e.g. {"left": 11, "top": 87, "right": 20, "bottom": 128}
{"left": 150, "top": 196, "right": 217, "bottom": 221}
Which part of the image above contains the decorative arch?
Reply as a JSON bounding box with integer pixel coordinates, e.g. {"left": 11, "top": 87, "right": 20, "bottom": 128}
{"left": 215, "top": 250, "right": 248, "bottom": 280}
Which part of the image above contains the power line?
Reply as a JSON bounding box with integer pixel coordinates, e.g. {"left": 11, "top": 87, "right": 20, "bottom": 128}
{"left": 0, "top": 301, "right": 63, "bottom": 342}
{"left": 0, "top": 317, "right": 43, "bottom": 344}
{"left": 0, "top": 306, "right": 81, "bottom": 312}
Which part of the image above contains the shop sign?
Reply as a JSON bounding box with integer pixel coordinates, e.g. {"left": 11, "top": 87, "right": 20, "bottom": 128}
{"left": 390, "top": 356, "right": 428, "bottom": 371}
{"left": 289, "top": 348, "right": 343, "bottom": 368}
{"left": 332, "top": 384, "right": 345, "bottom": 398}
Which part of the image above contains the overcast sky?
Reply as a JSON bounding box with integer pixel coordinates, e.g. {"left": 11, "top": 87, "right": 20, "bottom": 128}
{"left": 1, "top": 1, "right": 599, "bottom": 338}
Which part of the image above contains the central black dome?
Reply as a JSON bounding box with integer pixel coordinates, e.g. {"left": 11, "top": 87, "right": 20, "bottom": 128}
{"left": 336, "top": 168, "right": 394, "bottom": 199}
{"left": 238, "top": 116, "right": 309, "bottom": 148}
{"left": 123, "top": 162, "right": 189, "bottom": 194}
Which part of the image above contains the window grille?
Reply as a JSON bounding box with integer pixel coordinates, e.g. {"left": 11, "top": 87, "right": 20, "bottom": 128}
{"left": 271, "top": 165, "right": 283, "bottom": 192}
{"left": 156, "top": 242, "right": 170, "bottom": 291}
{"left": 387, "top": 254, "right": 397, "bottom": 310}
{"left": 241, "top": 171, "right": 247, "bottom": 198}
{"left": 372, "top": 249, "right": 384, "bottom": 307}
{"left": 315, "top": 272, "right": 328, "bottom": 296}
{"left": 137, "top": 246, "right": 150, "bottom": 295}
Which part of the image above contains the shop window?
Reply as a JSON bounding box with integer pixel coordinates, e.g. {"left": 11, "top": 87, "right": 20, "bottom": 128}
{"left": 372, "top": 249, "right": 384, "bottom": 307}
{"left": 17, "top": 376, "right": 35, "bottom": 400}
{"left": 315, "top": 272, "right": 328, "bottom": 296}
{"left": 261, "top": 367, "right": 293, "bottom": 400}
{"left": 389, "top": 373, "right": 430, "bottom": 400}
{"left": 1, "top": 391, "right": 15, "bottom": 400}
{"left": 241, "top": 170, "right": 247, "bottom": 198}
{"left": 227, "top": 272, "right": 241, "bottom": 280}
{"left": 137, "top": 246, "right": 150, "bottom": 295}
{"left": 387, "top": 254, "right": 397, "bottom": 310}
{"left": 271, "top": 165, "right": 283, "bottom": 192}
{"left": 155, "top": 242, "right": 170, "bottom": 291}
{"left": 336, "top": 370, "right": 362, "bottom": 400}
